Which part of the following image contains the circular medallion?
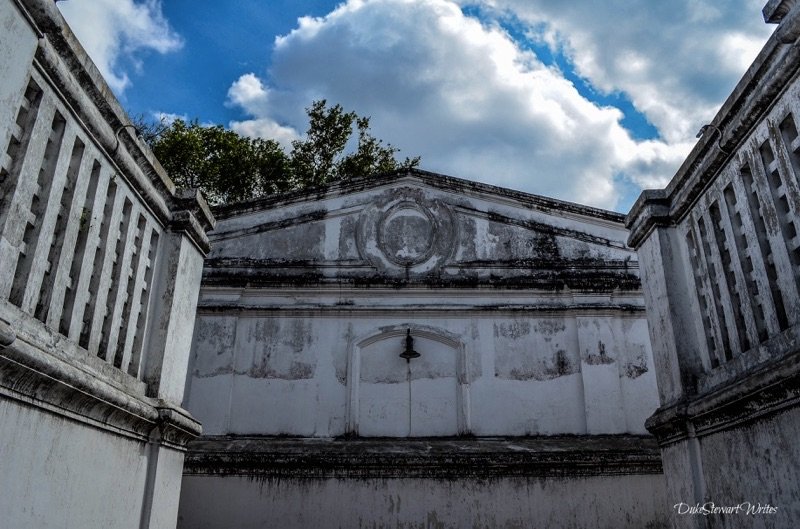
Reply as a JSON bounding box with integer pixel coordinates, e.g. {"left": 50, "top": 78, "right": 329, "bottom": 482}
{"left": 356, "top": 187, "right": 456, "bottom": 276}
{"left": 378, "top": 202, "right": 436, "bottom": 266}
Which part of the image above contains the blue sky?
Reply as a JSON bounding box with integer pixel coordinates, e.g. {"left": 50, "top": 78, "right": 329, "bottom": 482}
{"left": 59, "top": 0, "right": 774, "bottom": 212}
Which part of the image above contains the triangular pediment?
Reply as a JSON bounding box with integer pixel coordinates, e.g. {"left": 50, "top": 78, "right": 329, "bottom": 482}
{"left": 204, "top": 170, "right": 638, "bottom": 290}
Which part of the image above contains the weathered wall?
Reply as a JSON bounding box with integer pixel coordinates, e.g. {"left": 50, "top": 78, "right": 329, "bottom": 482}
{"left": 0, "top": 1, "right": 213, "bottom": 528}
{"left": 187, "top": 310, "right": 655, "bottom": 437}
{"left": 188, "top": 174, "right": 658, "bottom": 438}
{"left": 698, "top": 407, "right": 800, "bottom": 528}
{"left": 627, "top": 2, "right": 800, "bottom": 527}
{"left": 178, "top": 474, "right": 668, "bottom": 529}
{"left": 181, "top": 173, "right": 664, "bottom": 527}
{"left": 657, "top": 407, "right": 800, "bottom": 529}
{"left": 0, "top": 399, "right": 148, "bottom": 529}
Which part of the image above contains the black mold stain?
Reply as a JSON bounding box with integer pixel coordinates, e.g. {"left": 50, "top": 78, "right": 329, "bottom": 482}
{"left": 585, "top": 341, "right": 615, "bottom": 365}
{"left": 485, "top": 209, "right": 619, "bottom": 250}
{"left": 494, "top": 321, "right": 531, "bottom": 339}
{"left": 536, "top": 320, "right": 567, "bottom": 336}
{"left": 624, "top": 354, "right": 649, "bottom": 379}
{"left": 498, "top": 349, "right": 579, "bottom": 381}
{"left": 192, "top": 318, "right": 236, "bottom": 376}
{"left": 184, "top": 434, "right": 664, "bottom": 480}
{"left": 219, "top": 319, "right": 319, "bottom": 380}
{"left": 245, "top": 361, "right": 315, "bottom": 380}
{"left": 457, "top": 216, "right": 478, "bottom": 260}
{"left": 202, "top": 256, "right": 641, "bottom": 293}
{"left": 338, "top": 215, "right": 358, "bottom": 258}
{"left": 211, "top": 209, "right": 327, "bottom": 242}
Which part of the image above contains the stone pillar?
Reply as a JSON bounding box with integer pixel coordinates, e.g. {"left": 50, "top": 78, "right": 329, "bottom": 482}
{"left": 138, "top": 194, "right": 212, "bottom": 529}
{"left": 636, "top": 227, "right": 707, "bottom": 406}
{"left": 142, "top": 230, "right": 206, "bottom": 403}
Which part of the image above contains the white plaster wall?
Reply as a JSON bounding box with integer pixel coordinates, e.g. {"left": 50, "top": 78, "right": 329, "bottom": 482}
{"left": 146, "top": 447, "right": 189, "bottom": 529}
{"left": 192, "top": 176, "right": 658, "bottom": 437}
{"left": 0, "top": 399, "right": 149, "bottom": 529}
{"left": 178, "top": 474, "right": 669, "bottom": 529}
{"left": 186, "top": 308, "right": 658, "bottom": 437}
{"left": 698, "top": 406, "right": 800, "bottom": 528}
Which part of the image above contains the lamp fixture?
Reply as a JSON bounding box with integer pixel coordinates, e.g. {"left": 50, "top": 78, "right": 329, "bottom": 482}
{"left": 399, "top": 329, "right": 420, "bottom": 362}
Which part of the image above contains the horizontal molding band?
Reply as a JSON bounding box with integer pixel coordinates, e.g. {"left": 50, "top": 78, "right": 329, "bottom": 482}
{"left": 646, "top": 349, "right": 800, "bottom": 446}
{"left": 0, "top": 332, "right": 201, "bottom": 448}
{"left": 195, "top": 304, "right": 647, "bottom": 317}
{"left": 184, "top": 435, "right": 663, "bottom": 479}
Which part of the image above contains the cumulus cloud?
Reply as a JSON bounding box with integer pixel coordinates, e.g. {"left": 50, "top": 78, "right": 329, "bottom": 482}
{"left": 226, "top": 74, "right": 301, "bottom": 149}
{"left": 466, "top": 0, "right": 774, "bottom": 142}
{"left": 226, "top": 0, "right": 725, "bottom": 210}
{"left": 58, "top": 0, "right": 182, "bottom": 93}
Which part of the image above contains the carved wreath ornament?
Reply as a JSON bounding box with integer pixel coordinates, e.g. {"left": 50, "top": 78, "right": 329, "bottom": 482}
{"left": 356, "top": 187, "right": 456, "bottom": 275}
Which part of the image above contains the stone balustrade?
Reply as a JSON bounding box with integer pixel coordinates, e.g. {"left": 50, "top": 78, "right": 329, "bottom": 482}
{"left": 0, "top": 1, "right": 214, "bottom": 527}
{"left": 1, "top": 73, "right": 164, "bottom": 380}
{"left": 640, "top": 93, "right": 800, "bottom": 391}
{"left": 626, "top": 2, "right": 800, "bottom": 525}
{"left": 627, "top": 15, "right": 800, "bottom": 399}
{"left": 0, "top": 0, "right": 214, "bottom": 399}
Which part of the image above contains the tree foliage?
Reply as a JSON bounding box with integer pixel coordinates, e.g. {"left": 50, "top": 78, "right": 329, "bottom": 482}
{"left": 134, "top": 100, "right": 419, "bottom": 205}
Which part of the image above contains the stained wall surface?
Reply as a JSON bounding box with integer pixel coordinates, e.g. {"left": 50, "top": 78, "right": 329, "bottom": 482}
{"left": 0, "top": 2, "right": 213, "bottom": 528}
{"left": 180, "top": 173, "right": 666, "bottom": 528}
{"left": 179, "top": 474, "right": 668, "bottom": 529}
{"left": 0, "top": 399, "right": 148, "bottom": 529}
{"left": 626, "top": 2, "right": 800, "bottom": 527}
{"left": 186, "top": 173, "right": 659, "bottom": 438}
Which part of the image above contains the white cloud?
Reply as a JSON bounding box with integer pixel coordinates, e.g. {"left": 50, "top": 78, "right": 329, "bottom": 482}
{"left": 226, "top": 0, "right": 725, "bottom": 210}
{"left": 226, "top": 74, "right": 301, "bottom": 149}
{"left": 153, "top": 111, "right": 187, "bottom": 125}
{"left": 227, "top": 73, "right": 270, "bottom": 115}
{"left": 466, "top": 0, "right": 774, "bottom": 142}
{"left": 230, "top": 118, "right": 301, "bottom": 150}
{"left": 58, "top": 0, "right": 182, "bottom": 93}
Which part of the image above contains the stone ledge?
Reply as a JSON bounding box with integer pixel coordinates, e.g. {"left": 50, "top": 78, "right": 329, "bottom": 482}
{"left": 184, "top": 435, "right": 663, "bottom": 479}
{"left": 0, "top": 331, "right": 201, "bottom": 448}
{"left": 201, "top": 262, "right": 641, "bottom": 292}
{"left": 646, "top": 348, "right": 800, "bottom": 445}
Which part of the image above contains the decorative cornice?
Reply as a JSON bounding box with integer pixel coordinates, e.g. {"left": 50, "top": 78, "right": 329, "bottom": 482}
{"left": 763, "top": 0, "right": 799, "bottom": 24}
{"left": 212, "top": 169, "right": 627, "bottom": 225}
{"left": 646, "top": 349, "right": 800, "bottom": 446}
{"left": 184, "top": 435, "right": 663, "bottom": 479}
{"left": 156, "top": 403, "right": 204, "bottom": 448}
{"left": 0, "top": 316, "right": 201, "bottom": 448}
{"left": 169, "top": 210, "right": 212, "bottom": 256}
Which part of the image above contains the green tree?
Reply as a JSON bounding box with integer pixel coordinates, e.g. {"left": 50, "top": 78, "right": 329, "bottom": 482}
{"left": 134, "top": 100, "right": 419, "bottom": 205}
{"left": 290, "top": 100, "right": 419, "bottom": 186}
{"left": 141, "top": 119, "right": 289, "bottom": 204}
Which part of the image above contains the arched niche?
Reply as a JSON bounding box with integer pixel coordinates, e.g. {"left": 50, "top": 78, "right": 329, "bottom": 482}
{"left": 345, "top": 324, "right": 470, "bottom": 437}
